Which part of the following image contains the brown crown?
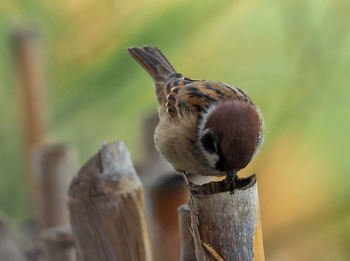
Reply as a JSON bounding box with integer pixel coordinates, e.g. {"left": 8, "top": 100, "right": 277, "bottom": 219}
{"left": 204, "top": 100, "right": 261, "bottom": 170}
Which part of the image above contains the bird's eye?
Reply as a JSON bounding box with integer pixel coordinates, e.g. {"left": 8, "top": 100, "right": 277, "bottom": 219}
{"left": 200, "top": 130, "right": 217, "bottom": 154}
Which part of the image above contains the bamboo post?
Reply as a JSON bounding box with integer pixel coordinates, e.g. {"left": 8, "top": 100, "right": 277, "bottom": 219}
{"left": 178, "top": 204, "right": 196, "bottom": 261}
{"left": 187, "top": 175, "right": 264, "bottom": 261}
{"left": 68, "top": 141, "right": 152, "bottom": 261}
{"left": 31, "top": 144, "right": 78, "bottom": 229}
{"left": 149, "top": 174, "right": 188, "bottom": 261}
{"left": 12, "top": 28, "right": 47, "bottom": 194}
{"left": 41, "top": 225, "right": 75, "bottom": 261}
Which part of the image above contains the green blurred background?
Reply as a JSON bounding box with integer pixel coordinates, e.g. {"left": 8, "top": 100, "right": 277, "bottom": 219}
{"left": 1, "top": 0, "right": 350, "bottom": 259}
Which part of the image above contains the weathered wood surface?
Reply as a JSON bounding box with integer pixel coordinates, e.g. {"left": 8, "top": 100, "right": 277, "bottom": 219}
{"left": 31, "top": 144, "right": 77, "bottom": 229}
{"left": 41, "top": 224, "right": 75, "bottom": 261}
{"left": 178, "top": 204, "right": 196, "bottom": 261}
{"left": 68, "top": 142, "right": 152, "bottom": 261}
{"left": 189, "top": 175, "right": 265, "bottom": 261}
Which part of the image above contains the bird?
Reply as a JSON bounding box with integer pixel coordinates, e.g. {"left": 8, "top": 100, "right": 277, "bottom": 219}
{"left": 128, "top": 46, "right": 264, "bottom": 189}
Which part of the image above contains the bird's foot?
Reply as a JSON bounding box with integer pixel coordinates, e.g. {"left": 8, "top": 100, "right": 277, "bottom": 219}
{"left": 224, "top": 171, "right": 238, "bottom": 193}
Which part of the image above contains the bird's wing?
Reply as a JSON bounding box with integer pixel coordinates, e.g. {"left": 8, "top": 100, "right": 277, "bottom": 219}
{"left": 162, "top": 78, "right": 254, "bottom": 118}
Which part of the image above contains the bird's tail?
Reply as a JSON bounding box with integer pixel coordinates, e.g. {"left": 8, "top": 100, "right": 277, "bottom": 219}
{"left": 128, "top": 46, "right": 180, "bottom": 104}
{"left": 128, "top": 46, "right": 177, "bottom": 82}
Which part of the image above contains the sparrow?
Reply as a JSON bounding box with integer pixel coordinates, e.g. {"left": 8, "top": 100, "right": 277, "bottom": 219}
{"left": 128, "top": 46, "right": 264, "bottom": 186}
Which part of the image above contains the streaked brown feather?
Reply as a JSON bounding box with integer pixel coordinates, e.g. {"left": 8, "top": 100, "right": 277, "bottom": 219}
{"left": 162, "top": 78, "right": 254, "bottom": 119}
{"left": 128, "top": 46, "right": 263, "bottom": 177}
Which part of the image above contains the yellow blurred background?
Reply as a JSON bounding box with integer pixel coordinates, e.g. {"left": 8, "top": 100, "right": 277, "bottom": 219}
{"left": 1, "top": 0, "right": 350, "bottom": 260}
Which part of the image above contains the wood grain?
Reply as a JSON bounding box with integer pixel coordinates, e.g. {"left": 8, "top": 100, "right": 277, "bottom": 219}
{"left": 68, "top": 142, "right": 152, "bottom": 261}
{"left": 189, "top": 175, "right": 265, "bottom": 261}
{"left": 178, "top": 204, "right": 196, "bottom": 261}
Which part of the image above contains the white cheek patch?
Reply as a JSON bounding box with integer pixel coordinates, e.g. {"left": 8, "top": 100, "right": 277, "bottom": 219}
{"left": 196, "top": 103, "right": 221, "bottom": 170}
{"left": 205, "top": 152, "right": 219, "bottom": 169}
{"left": 197, "top": 102, "right": 218, "bottom": 133}
{"left": 198, "top": 138, "right": 219, "bottom": 169}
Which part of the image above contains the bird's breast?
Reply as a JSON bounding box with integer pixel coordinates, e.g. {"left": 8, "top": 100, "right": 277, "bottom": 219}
{"left": 154, "top": 109, "right": 225, "bottom": 176}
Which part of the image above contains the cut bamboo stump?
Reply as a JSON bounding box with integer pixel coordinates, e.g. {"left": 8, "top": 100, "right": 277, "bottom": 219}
{"left": 178, "top": 204, "right": 196, "bottom": 261}
{"left": 187, "top": 175, "right": 264, "bottom": 261}
{"left": 68, "top": 142, "right": 152, "bottom": 261}
{"left": 31, "top": 144, "right": 77, "bottom": 229}
{"left": 41, "top": 224, "right": 75, "bottom": 261}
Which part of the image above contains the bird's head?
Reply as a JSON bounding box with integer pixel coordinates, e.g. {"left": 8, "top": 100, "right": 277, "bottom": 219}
{"left": 198, "top": 100, "right": 264, "bottom": 174}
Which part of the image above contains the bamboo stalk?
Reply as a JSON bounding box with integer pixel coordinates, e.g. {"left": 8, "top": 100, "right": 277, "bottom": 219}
{"left": 13, "top": 28, "right": 47, "bottom": 149}
{"left": 31, "top": 144, "right": 77, "bottom": 229}
{"left": 178, "top": 204, "right": 196, "bottom": 261}
{"left": 68, "top": 141, "right": 152, "bottom": 261}
{"left": 13, "top": 28, "right": 47, "bottom": 195}
{"left": 188, "top": 175, "right": 264, "bottom": 261}
{"left": 41, "top": 224, "right": 75, "bottom": 261}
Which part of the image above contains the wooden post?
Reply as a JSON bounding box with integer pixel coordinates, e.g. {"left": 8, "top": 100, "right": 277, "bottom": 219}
{"left": 188, "top": 175, "right": 264, "bottom": 261}
{"left": 149, "top": 174, "right": 188, "bottom": 261}
{"left": 68, "top": 142, "right": 152, "bottom": 261}
{"left": 41, "top": 225, "right": 75, "bottom": 261}
{"left": 178, "top": 204, "right": 196, "bottom": 261}
{"left": 31, "top": 144, "right": 78, "bottom": 229}
{"left": 13, "top": 29, "right": 47, "bottom": 190}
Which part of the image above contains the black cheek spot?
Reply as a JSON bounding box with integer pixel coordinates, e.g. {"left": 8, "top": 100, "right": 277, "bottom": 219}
{"left": 200, "top": 131, "right": 216, "bottom": 154}
{"left": 215, "top": 157, "right": 226, "bottom": 171}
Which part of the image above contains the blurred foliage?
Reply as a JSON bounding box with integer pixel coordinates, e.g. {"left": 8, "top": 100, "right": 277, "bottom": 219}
{"left": 1, "top": 0, "right": 350, "bottom": 259}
